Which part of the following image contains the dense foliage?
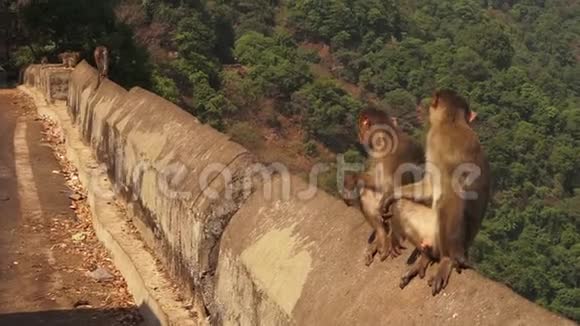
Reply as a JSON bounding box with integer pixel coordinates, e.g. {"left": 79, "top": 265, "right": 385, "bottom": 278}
{"left": 6, "top": 0, "right": 151, "bottom": 87}
{"left": 286, "top": 0, "right": 580, "bottom": 319}
{"left": 3, "top": 0, "right": 578, "bottom": 320}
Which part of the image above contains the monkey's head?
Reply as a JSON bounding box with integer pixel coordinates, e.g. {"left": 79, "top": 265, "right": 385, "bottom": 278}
{"left": 71, "top": 52, "right": 81, "bottom": 63}
{"left": 358, "top": 108, "right": 400, "bottom": 157}
{"left": 429, "top": 89, "right": 477, "bottom": 125}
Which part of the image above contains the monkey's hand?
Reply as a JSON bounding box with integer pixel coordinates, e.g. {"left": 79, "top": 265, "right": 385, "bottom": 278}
{"left": 380, "top": 195, "right": 397, "bottom": 218}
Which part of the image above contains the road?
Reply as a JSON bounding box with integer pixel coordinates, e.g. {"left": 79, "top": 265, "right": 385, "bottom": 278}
{"left": 0, "top": 89, "right": 140, "bottom": 325}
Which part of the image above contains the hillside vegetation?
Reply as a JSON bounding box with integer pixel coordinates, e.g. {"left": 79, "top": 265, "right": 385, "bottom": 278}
{"left": 2, "top": 0, "right": 579, "bottom": 320}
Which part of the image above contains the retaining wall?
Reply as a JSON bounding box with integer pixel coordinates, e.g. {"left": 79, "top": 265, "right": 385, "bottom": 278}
{"left": 21, "top": 62, "right": 574, "bottom": 326}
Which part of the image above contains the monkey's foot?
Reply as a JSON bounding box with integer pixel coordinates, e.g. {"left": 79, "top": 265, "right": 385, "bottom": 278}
{"left": 377, "top": 239, "right": 395, "bottom": 261}
{"left": 389, "top": 243, "right": 405, "bottom": 258}
{"left": 428, "top": 257, "right": 454, "bottom": 296}
{"left": 364, "top": 242, "right": 378, "bottom": 266}
{"left": 400, "top": 255, "right": 431, "bottom": 289}
{"left": 454, "top": 254, "right": 473, "bottom": 272}
{"left": 375, "top": 229, "right": 391, "bottom": 261}
{"left": 388, "top": 236, "right": 406, "bottom": 258}
{"left": 378, "top": 246, "right": 390, "bottom": 261}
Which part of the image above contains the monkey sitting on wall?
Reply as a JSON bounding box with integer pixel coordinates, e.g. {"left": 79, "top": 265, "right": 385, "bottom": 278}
{"left": 58, "top": 51, "right": 80, "bottom": 68}
{"left": 381, "top": 89, "right": 491, "bottom": 295}
{"left": 341, "top": 107, "right": 424, "bottom": 265}
{"left": 94, "top": 46, "right": 109, "bottom": 89}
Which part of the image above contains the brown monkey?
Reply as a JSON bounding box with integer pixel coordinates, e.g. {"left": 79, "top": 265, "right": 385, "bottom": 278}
{"left": 67, "top": 52, "right": 80, "bottom": 67}
{"left": 381, "top": 89, "right": 490, "bottom": 295}
{"left": 58, "top": 51, "right": 80, "bottom": 68}
{"left": 94, "top": 46, "right": 109, "bottom": 89}
{"left": 345, "top": 108, "right": 424, "bottom": 263}
{"left": 342, "top": 172, "right": 405, "bottom": 265}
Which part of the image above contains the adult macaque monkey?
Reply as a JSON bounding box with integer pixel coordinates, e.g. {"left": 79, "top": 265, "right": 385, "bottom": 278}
{"left": 94, "top": 46, "right": 109, "bottom": 89}
{"left": 343, "top": 107, "right": 424, "bottom": 264}
{"left": 58, "top": 51, "right": 80, "bottom": 68}
{"left": 381, "top": 89, "right": 490, "bottom": 295}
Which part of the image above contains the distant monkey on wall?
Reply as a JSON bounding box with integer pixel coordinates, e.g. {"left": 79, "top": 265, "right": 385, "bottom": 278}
{"left": 58, "top": 51, "right": 80, "bottom": 68}
{"left": 94, "top": 46, "right": 109, "bottom": 89}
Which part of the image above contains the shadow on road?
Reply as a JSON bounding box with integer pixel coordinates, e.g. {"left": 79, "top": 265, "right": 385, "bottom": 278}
{"left": 0, "top": 307, "right": 150, "bottom": 326}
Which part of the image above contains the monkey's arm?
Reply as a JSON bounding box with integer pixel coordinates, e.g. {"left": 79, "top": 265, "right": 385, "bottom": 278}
{"left": 355, "top": 173, "right": 384, "bottom": 193}
{"left": 380, "top": 178, "right": 433, "bottom": 216}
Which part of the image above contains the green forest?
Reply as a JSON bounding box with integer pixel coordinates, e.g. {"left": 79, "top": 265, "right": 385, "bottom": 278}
{"left": 1, "top": 0, "right": 578, "bottom": 320}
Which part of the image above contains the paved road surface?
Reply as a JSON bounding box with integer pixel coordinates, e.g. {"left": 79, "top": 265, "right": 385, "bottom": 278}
{"left": 0, "top": 89, "right": 139, "bottom": 325}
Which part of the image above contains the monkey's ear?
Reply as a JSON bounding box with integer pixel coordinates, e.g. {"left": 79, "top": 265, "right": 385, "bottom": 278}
{"left": 468, "top": 111, "right": 478, "bottom": 123}
{"left": 390, "top": 117, "right": 398, "bottom": 127}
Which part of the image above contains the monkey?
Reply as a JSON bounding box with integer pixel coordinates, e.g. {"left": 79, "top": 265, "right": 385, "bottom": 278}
{"left": 67, "top": 52, "right": 80, "bottom": 68}
{"left": 381, "top": 89, "right": 490, "bottom": 295}
{"left": 58, "top": 51, "right": 80, "bottom": 68}
{"left": 385, "top": 198, "right": 439, "bottom": 289}
{"left": 94, "top": 46, "right": 109, "bottom": 89}
{"left": 342, "top": 172, "right": 424, "bottom": 266}
{"left": 343, "top": 107, "right": 424, "bottom": 264}
{"left": 40, "top": 56, "right": 48, "bottom": 65}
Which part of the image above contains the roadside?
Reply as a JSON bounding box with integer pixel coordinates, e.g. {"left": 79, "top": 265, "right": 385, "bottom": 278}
{"left": 0, "top": 89, "right": 141, "bottom": 325}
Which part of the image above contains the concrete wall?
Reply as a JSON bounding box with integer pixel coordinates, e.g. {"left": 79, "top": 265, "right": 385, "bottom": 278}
{"left": 22, "top": 64, "right": 70, "bottom": 102}
{"left": 65, "top": 61, "right": 263, "bottom": 316}
{"left": 21, "top": 62, "right": 575, "bottom": 325}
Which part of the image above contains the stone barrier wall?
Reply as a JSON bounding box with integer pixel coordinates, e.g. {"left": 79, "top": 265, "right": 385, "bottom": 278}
{"left": 23, "top": 64, "right": 71, "bottom": 102}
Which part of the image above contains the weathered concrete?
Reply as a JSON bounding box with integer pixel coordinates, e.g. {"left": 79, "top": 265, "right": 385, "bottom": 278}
{"left": 19, "top": 85, "right": 198, "bottom": 326}
{"left": 20, "top": 62, "right": 576, "bottom": 326}
{"left": 66, "top": 61, "right": 263, "bottom": 317}
{"left": 215, "top": 176, "right": 575, "bottom": 325}
{"left": 22, "top": 64, "right": 71, "bottom": 103}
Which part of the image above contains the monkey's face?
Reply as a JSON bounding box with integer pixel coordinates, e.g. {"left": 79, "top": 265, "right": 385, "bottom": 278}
{"left": 358, "top": 110, "right": 400, "bottom": 157}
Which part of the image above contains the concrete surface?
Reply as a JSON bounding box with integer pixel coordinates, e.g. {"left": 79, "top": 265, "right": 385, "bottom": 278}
{"left": 215, "top": 174, "right": 576, "bottom": 325}
{"left": 19, "top": 85, "right": 198, "bottom": 326}
{"left": 65, "top": 61, "right": 264, "bottom": 316}
{"left": 0, "top": 89, "right": 139, "bottom": 325}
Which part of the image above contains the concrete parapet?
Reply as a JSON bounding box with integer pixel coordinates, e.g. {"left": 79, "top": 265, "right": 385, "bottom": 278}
{"left": 66, "top": 64, "right": 262, "bottom": 316}
{"left": 214, "top": 174, "right": 574, "bottom": 325}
